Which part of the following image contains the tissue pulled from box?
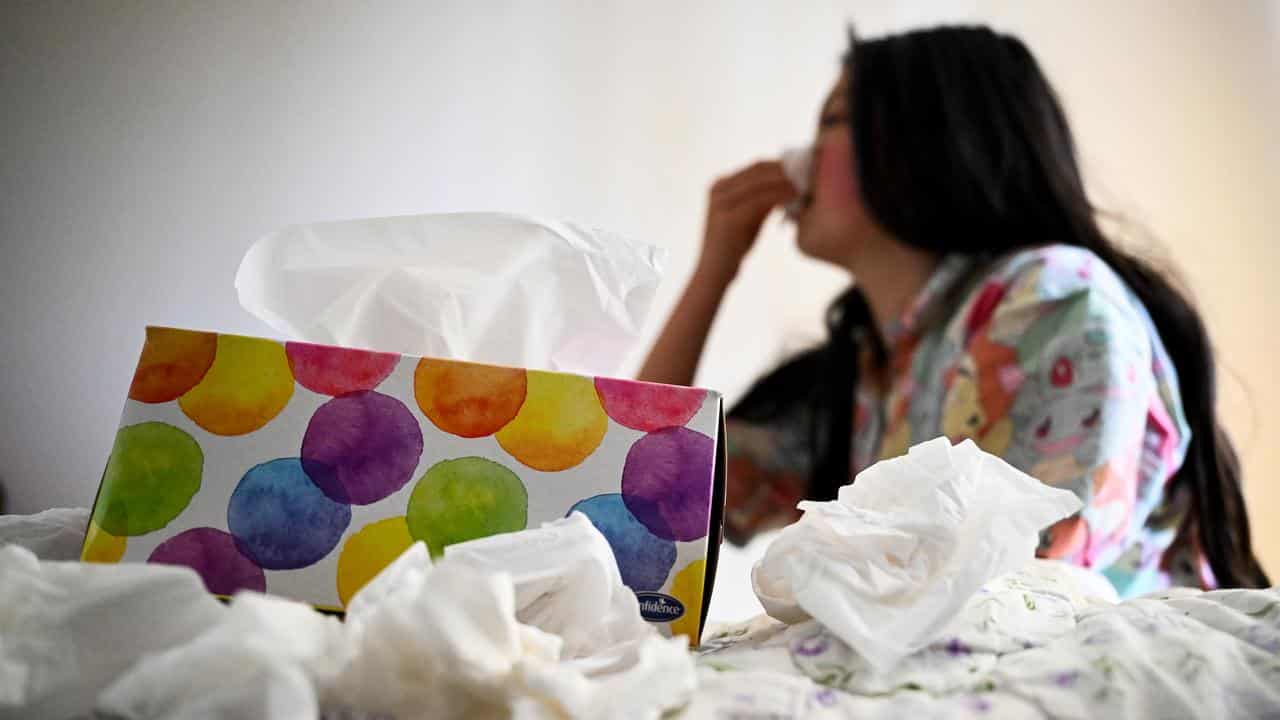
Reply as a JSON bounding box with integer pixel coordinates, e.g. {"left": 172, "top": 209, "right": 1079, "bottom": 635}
{"left": 751, "top": 438, "right": 1082, "bottom": 671}
{"left": 235, "top": 212, "right": 665, "bottom": 376}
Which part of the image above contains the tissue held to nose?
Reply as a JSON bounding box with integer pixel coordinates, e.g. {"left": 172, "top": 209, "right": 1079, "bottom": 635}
{"left": 751, "top": 438, "right": 1082, "bottom": 672}
{"left": 779, "top": 145, "right": 813, "bottom": 219}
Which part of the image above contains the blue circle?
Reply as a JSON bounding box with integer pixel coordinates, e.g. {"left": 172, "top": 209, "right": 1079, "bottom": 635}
{"left": 228, "top": 458, "right": 351, "bottom": 570}
{"left": 569, "top": 493, "right": 676, "bottom": 592}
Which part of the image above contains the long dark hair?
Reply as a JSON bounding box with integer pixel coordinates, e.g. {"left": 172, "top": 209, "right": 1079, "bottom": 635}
{"left": 730, "top": 26, "right": 1269, "bottom": 588}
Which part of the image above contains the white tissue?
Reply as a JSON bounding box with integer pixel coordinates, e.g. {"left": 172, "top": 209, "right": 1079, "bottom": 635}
{"left": 235, "top": 212, "right": 665, "bottom": 375}
{"left": 98, "top": 593, "right": 348, "bottom": 720}
{"left": 443, "top": 512, "right": 651, "bottom": 663}
{"left": 0, "top": 544, "right": 225, "bottom": 719}
{"left": 0, "top": 507, "right": 90, "bottom": 561}
{"left": 330, "top": 517, "right": 694, "bottom": 719}
{"left": 317, "top": 556, "right": 531, "bottom": 719}
{"left": 751, "top": 438, "right": 1081, "bottom": 671}
{"left": 779, "top": 146, "right": 813, "bottom": 219}
{"left": 6, "top": 516, "right": 696, "bottom": 719}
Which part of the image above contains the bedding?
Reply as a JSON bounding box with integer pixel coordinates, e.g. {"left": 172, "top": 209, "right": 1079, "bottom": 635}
{"left": 682, "top": 561, "right": 1280, "bottom": 718}
{"left": 2, "top": 511, "right": 1277, "bottom": 719}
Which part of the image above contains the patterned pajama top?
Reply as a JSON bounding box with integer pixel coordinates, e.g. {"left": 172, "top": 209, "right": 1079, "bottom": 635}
{"left": 724, "top": 245, "right": 1208, "bottom": 597}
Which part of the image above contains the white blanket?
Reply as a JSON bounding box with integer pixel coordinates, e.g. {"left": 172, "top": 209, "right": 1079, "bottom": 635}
{"left": 685, "top": 561, "right": 1280, "bottom": 718}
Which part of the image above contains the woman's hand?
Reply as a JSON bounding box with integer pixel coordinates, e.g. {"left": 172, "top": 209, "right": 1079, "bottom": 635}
{"left": 700, "top": 161, "right": 797, "bottom": 278}
{"left": 637, "top": 161, "right": 795, "bottom": 387}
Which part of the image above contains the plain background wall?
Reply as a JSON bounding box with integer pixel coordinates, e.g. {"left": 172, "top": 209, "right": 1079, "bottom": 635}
{"left": 2, "top": 0, "right": 1277, "bottom": 621}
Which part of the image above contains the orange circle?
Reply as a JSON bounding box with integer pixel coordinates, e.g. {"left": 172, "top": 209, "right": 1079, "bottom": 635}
{"left": 128, "top": 327, "right": 218, "bottom": 403}
{"left": 494, "top": 371, "right": 607, "bottom": 471}
{"left": 179, "top": 334, "right": 295, "bottom": 436}
{"left": 414, "top": 359, "right": 527, "bottom": 438}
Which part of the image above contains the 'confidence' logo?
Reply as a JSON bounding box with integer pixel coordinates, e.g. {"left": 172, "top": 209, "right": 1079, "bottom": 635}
{"left": 635, "top": 592, "right": 685, "bottom": 623}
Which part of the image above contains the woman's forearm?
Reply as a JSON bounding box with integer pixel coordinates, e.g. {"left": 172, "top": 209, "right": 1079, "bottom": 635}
{"left": 637, "top": 260, "right": 737, "bottom": 386}
{"left": 641, "top": 159, "right": 795, "bottom": 386}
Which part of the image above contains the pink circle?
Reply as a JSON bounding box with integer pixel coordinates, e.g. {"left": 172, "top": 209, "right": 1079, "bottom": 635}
{"left": 148, "top": 527, "right": 265, "bottom": 596}
{"left": 286, "top": 342, "right": 400, "bottom": 397}
{"left": 594, "top": 378, "right": 706, "bottom": 432}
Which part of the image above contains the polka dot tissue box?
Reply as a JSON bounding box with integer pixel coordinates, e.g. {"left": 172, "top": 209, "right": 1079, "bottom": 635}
{"left": 82, "top": 326, "right": 726, "bottom": 644}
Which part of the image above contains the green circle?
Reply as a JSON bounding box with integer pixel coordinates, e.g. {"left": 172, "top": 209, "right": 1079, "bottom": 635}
{"left": 93, "top": 422, "right": 203, "bottom": 536}
{"left": 406, "top": 457, "right": 528, "bottom": 558}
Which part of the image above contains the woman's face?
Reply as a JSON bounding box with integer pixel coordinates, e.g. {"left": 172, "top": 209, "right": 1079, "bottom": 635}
{"left": 795, "top": 72, "right": 884, "bottom": 268}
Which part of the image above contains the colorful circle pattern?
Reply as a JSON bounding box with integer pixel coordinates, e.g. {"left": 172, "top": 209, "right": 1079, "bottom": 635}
{"left": 621, "top": 426, "right": 715, "bottom": 542}
{"left": 227, "top": 458, "right": 351, "bottom": 570}
{"left": 667, "top": 558, "right": 707, "bottom": 641}
{"left": 107, "top": 332, "right": 722, "bottom": 620}
{"left": 406, "top": 457, "right": 528, "bottom": 558}
{"left": 336, "top": 516, "right": 415, "bottom": 607}
{"left": 286, "top": 341, "right": 399, "bottom": 397}
{"left": 129, "top": 327, "right": 218, "bottom": 403}
{"left": 301, "top": 391, "right": 423, "bottom": 505}
{"left": 414, "top": 359, "right": 527, "bottom": 438}
{"left": 94, "top": 422, "right": 203, "bottom": 537}
{"left": 569, "top": 493, "right": 676, "bottom": 592}
{"left": 594, "top": 378, "right": 706, "bottom": 432}
{"left": 81, "top": 521, "right": 127, "bottom": 563}
{"left": 149, "top": 527, "right": 266, "bottom": 595}
{"left": 179, "top": 334, "right": 295, "bottom": 436}
{"left": 495, "top": 371, "right": 608, "bottom": 471}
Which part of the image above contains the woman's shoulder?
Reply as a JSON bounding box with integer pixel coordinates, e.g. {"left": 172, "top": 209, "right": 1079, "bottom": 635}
{"left": 981, "top": 244, "right": 1133, "bottom": 307}
{"left": 944, "top": 243, "right": 1152, "bottom": 352}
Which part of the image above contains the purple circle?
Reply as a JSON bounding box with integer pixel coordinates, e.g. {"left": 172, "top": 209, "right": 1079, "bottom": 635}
{"left": 227, "top": 458, "right": 351, "bottom": 570}
{"left": 301, "top": 390, "right": 424, "bottom": 505}
{"left": 621, "top": 426, "right": 715, "bottom": 542}
{"left": 569, "top": 494, "right": 676, "bottom": 592}
{"left": 148, "top": 527, "right": 265, "bottom": 595}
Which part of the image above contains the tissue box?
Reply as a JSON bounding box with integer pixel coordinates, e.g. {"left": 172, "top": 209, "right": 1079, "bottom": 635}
{"left": 82, "top": 326, "right": 725, "bottom": 643}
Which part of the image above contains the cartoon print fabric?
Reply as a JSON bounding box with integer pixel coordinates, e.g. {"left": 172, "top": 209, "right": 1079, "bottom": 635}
{"left": 724, "top": 246, "right": 1201, "bottom": 597}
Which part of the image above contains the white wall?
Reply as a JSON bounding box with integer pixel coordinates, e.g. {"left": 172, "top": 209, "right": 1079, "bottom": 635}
{"left": 2, "top": 1, "right": 1277, "bottom": 621}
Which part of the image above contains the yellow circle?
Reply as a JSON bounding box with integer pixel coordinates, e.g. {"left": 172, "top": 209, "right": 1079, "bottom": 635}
{"left": 81, "top": 521, "right": 127, "bottom": 563}
{"left": 179, "top": 334, "right": 295, "bottom": 436}
{"left": 494, "top": 371, "right": 608, "bottom": 471}
{"left": 336, "top": 516, "right": 415, "bottom": 607}
{"left": 668, "top": 558, "right": 706, "bottom": 644}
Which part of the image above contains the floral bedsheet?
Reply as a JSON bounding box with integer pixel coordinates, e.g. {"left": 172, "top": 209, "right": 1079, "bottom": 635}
{"left": 680, "top": 561, "right": 1280, "bottom": 719}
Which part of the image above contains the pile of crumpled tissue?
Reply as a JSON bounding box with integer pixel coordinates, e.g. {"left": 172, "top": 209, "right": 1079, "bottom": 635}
{"left": 752, "top": 437, "right": 1083, "bottom": 671}
{"left": 1, "top": 438, "right": 1086, "bottom": 719}
{"left": 0, "top": 512, "right": 694, "bottom": 720}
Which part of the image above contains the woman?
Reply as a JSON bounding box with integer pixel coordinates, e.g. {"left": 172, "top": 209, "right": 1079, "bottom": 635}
{"left": 638, "top": 25, "right": 1269, "bottom": 596}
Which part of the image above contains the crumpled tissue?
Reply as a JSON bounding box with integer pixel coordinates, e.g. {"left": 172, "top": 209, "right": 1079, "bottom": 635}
{"left": 442, "top": 511, "right": 651, "bottom": 663}
{"left": 1, "top": 513, "right": 694, "bottom": 719}
{"left": 751, "top": 437, "right": 1082, "bottom": 671}
{"left": 0, "top": 544, "right": 225, "bottom": 720}
{"left": 235, "top": 212, "right": 665, "bottom": 376}
{"left": 97, "top": 592, "right": 348, "bottom": 720}
{"left": 329, "top": 525, "right": 695, "bottom": 720}
{"left": 0, "top": 506, "right": 90, "bottom": 561}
